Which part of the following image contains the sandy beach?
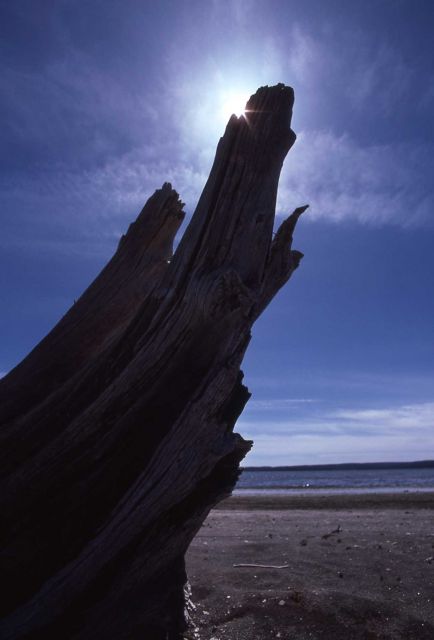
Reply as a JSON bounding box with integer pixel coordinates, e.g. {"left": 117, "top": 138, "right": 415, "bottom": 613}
{"left": 186, "top": 492, "right": 434, "bottom": 639}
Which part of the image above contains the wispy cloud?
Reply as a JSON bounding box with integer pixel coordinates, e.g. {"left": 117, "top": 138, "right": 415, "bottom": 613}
{"left": 283, "top": 25, "right": 432, "bottom": 117}
{"left": 245, "top": 371, "right": 434, "bottom": 404}
{"left": 3, "top": 123, "right": 432, "bottom": 259}
{"left": 0, "top": 143, "right": 208, "bottom": 255}
{"left": 239, "top": 401, "right": 434, "bottom": 465}
{"left": 278, "top": 130, "right": 434, "bottom": 228}
{"left": 248, "top": 398, "right": 317, "bottom": 410}
{"left": 2, "top": 14, "right": 433, "bottom": 263}
{"left": 242, "top": 402, "right": 434, "bottom": 436}
{"left": 0, "top": 46, "right": 159, "bottom": 160}
{"left": 212, "top": 0, "right": 257, "bottom": 28}
{"left": 333, "top": 403, "right": 434, "bottom": 433}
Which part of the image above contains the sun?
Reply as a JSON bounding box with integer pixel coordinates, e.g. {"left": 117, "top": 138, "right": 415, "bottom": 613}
{"left": 220, "top": 90, "right": 248, "bottom": 120}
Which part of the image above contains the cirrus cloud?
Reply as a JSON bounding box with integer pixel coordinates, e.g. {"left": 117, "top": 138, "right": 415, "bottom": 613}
{"left": 238, "top": 401, "right": 434, "bottom": 465}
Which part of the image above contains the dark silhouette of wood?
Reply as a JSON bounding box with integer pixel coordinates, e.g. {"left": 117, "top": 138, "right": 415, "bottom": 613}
{"left": 0, "top": 84, "right": 307, "bottom": 639}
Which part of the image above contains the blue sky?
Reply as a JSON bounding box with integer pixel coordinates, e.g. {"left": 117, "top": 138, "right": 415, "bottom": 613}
{"left": 1, "top": 0, "right": 433, "bottom": 464}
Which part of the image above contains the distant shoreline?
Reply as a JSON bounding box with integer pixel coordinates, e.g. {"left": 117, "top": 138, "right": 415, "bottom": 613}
{"left": 242, "top": 460, "right": 434, "bottom": 472}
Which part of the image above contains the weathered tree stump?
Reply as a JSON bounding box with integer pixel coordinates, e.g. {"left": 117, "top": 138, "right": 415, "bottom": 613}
{"left": 0, "top": 84, "right": 307, "bottom": 639}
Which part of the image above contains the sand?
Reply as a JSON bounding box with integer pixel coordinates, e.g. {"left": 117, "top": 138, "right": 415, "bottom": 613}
{"left": 186, "top": 492, "right": 434, "bottom": 639}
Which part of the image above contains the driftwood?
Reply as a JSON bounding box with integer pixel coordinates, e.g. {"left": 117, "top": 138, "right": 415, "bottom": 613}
{"left": 233, "top": 564, "right": 290, "bottom": 569}
{"left": 322, "top": 525, "right": 342, "bottom": 540}
{"left": 0, "top": 84, "right": 306, "bottom": 639}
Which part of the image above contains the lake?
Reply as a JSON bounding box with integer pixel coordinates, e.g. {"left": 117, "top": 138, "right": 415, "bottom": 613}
{"left": 235, "top": 465, "right": 434, "bottom": 495}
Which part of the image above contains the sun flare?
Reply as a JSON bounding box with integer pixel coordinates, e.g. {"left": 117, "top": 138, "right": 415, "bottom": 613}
{"left": 220, "top": 91, "right": 248, "bottom": 120}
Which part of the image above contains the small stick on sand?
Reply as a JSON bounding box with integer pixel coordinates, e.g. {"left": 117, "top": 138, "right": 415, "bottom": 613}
{"left": 322, "top": 525, "right": 342, "bottom": 539}
{"left": 233, "top": 563, "right": 289, "bottom": 569}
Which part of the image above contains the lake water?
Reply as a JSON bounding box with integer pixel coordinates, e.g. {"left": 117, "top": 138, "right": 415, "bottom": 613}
{"left": 235, "top": 466, "right": 434, "bottom": 495}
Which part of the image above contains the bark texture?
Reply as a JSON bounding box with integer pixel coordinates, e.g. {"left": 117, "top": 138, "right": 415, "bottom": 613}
{"left": 0, "top": 84, "right": 307, "bottom": 639}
